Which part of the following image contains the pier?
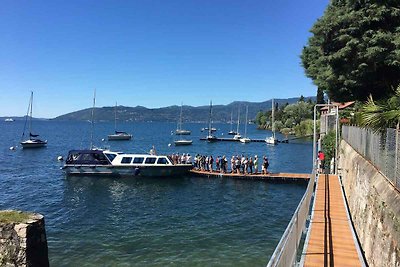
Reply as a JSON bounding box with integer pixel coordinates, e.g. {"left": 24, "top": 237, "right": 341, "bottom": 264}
{"left": 189, "top": 169, "right": 309, "bottom": 182}
{"left": 302, "top": 174, "right": 364, "bottom": 266}
{"left": 199, "top": 137, "right": 289, "bottom": 143}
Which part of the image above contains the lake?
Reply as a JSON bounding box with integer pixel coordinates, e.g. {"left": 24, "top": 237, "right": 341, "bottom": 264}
{"left": 0, "top": 120, "right": 312, "bottom": 266}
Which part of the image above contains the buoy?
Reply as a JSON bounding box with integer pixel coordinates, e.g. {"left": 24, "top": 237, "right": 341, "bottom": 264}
{"left": 168, "top": 143, "right": 171, "bottom": 147}
{"left": 9, "top": 146, "right": 15, "bottom": 150}
{"left": 101, "top": 138, "right": 105, "bottom": 141}
{"left": 57, "top": 156, "right": 63, "bottom": 161}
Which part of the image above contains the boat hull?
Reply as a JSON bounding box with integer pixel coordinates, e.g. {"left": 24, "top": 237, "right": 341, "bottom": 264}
{"left": 175, "top": 130, "right": 191, "bottom": 135}
{"left": 63, "top": 164, "right": 192, "bottom": 178}
{"left": 174, "top": 140, "right": 193, "bottom": 146}
{"left": 108, "top": 134, "right": 132, "bottom": 140}
{"left": 21, "top": 140, "right": 47, "bottom": 148}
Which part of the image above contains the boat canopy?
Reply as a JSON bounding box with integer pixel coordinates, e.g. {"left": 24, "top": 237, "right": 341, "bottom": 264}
{"left": 30, "top": 133, "right": 39, "bottom": 137}
{"left": 115, "top": 131, "right": 129, "bottom": 134}
{"left": 66, "top": 150, "right": 111, "bottom": 165}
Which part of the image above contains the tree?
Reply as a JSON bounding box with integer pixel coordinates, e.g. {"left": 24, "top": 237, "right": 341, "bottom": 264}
{"left": 283, "top": 101, "right": 314, "bottom": 125}
{"left": 302, "top": 0, "right": 400, "bottom": 102}
{"left": 359, "top": 85, "right": 400, "bottom": 132}
{"left": 316, "top": 87, "right": 325, "bottom": 104}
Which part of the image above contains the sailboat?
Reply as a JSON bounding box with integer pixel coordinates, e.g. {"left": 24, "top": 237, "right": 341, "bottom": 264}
{"left": 175, "top": 104, "right": 191, "bottom": 135}
{"left": 233, "top": 106, "right": 242, "bottom": 140}
{"left": 20, "top": 92, "right": 47, "bottom": 148}
{"left": 174, "top": 103, "right": 192, "bottom": 145}
{"left": 108, "top": 102, "right": 132, "bottom": 141}
{"left": 228, "top": 110, "right": 238, "bottom": 135}
{"left": 239, "top": 106, "right": 251, "bottom": 143}
{"left": 205, "top": 101, "right": 217, "bottom": 142}
{"left": 265, "top": 99, "right": 278, "bottom": 145}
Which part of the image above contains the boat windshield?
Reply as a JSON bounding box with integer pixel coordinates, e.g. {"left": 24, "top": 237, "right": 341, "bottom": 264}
{"left": 156, "top": 157, "right": 169, "bottom": 164}
{"left": 66, "top": 150, "right": 110, "bottom": 165}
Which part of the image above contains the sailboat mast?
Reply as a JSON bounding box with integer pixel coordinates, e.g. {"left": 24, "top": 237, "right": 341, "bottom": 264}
{"left": 244, "top": 106, "right": 248, "bottom": 137}
{"left": 114, "top": 102, "right": 117, "bottom": 132}
{"left": 208, "top": 101, "right": 212, "bottom": 136}
{"left": 272, "top": 99, "right": 275, "bottom": 138}
{"left": 236, "top": 106, "right": 240, "bottom": 133}
{"left": 179, "top": 103, "right": 183, "bottom": 131}
{"left": 29, "top": 91, "right": 33, "bottom": 137}
{"left": 90, "top": 89, "right": 96, "bottom": 149}
{"left": 230, "top": 111, "right": 233, "bottom": 131}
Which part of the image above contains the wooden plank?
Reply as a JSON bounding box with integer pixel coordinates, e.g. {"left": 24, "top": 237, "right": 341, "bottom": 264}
{"left": 189, "top": 169, "right": 310, "bottom": 181}
{"left": 304, "top": 174, "right": 361, "bottom": 266}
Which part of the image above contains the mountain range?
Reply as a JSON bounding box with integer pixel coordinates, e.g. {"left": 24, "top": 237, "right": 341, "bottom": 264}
{"left": 53, "top": 96, "right": 315, "bottom": 123}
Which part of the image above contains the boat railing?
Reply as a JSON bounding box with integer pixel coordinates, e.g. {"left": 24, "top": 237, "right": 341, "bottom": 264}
{"left": 266, "top": 171, "right": 316, "bottom": 267}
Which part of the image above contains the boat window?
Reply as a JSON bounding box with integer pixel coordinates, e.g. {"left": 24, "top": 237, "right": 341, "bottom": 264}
{"left": 156, "top": 157, "right": 169, "bottom": 164}
{"left": 132, "top": 157, "right": 144, "bottom": 164}
{"left": 105, "top": 153, "right": 117, "bottom": 162}
{"left": 145, "top": 157, "right": 157, "bottom": 164}
{"left": 121, "top": 157, "right": 132, "bottom": 164}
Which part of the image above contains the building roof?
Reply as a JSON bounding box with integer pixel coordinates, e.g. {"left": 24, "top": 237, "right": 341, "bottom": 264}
{"left": 320, "top": 101, "right": 355, "bottom": 111}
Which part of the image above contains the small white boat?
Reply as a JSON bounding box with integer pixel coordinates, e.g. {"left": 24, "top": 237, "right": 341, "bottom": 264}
{"left": 62, "top": 149, "right": 192, "bottom": 177}
{"left": 5, "top": 118, "right": 14, "bottom": 122}
{"left": 108, "top": 102, "right": 132, "bottom": 141}
{"left": 205, "top": 101, "right": 218, "bottom": 142}
{"left": 20, "top": 92, "right": 47, "bottom": 149}
{"left": 108, "top": 131, "right": 132, "bottom": 140}
{"left": 265, "top": 136, "right": 278, "bottom": 145}
{"left": 174, "top": 139, "right": 193, "bottom": 146}
{"left": 233, "top": 134, "right": 242, "bottom": 140}
{"left": 239, "top": 137, "right": 251, "bottom": 143}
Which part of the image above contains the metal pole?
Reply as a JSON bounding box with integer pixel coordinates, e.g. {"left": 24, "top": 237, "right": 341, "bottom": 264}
{"left": 313, "top": 105, "right": 317, "bottom": 172}
{"left": 335, "top": 105, "right": 339, "bottom": 174}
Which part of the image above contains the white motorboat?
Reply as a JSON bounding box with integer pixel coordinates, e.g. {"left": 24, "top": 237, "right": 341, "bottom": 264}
{"left": 174, "top": 139, "right": 193, "bottom": 146}
{"left": 62, "top": 149, "right": 192, "bottom": 177}
{"left": 20, "top": 92, "right": 47, "bottom": 149}
{"left": 108, "top": 102, "right": 132, "bottom": 141}
{"left": 266, "top": 98, "right": 278, "bottom": 145}
{"left": 5, "top": 118, "right": 14, "bottom": 122}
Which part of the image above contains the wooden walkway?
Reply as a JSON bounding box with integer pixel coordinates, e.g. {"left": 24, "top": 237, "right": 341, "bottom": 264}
{"left": 189, "top": 169, "right": 309, "bottom": 182}
{"left": 304, "top": 174, "right": 362, "bottom": 266}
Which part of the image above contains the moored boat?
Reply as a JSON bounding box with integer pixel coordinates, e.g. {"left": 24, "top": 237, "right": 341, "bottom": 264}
{"left": 62, "top": 149, "right": 192, "bottom": 177}
{"left": 20, "top": 92, "right": 47, "bottom": 149}
{"left": 5, "top": 118, "right": 14, "bottom": 122}
{"left": 174, "top": 139, "right": 193, "bottom": 146}
{"left": 108, "top": 131, "right": 132, "bottom": 140}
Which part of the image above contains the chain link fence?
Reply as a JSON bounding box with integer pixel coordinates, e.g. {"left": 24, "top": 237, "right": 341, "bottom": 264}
{"left": 342, "top": 125, "right": 400, "bottom": 190}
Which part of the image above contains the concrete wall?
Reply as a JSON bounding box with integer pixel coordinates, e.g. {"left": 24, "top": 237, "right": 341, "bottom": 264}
{"left": 339, "top": 140, "right": 400, "bottom": 267}
{"left": 0, "top": 211, "right": 49, "bottom": 267}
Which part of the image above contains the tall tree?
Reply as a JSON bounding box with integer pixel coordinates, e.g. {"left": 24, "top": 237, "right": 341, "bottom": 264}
{"left": 301, "top": 0, "right": 400, "bottom": 102}
{"left": 316, "top": 87, "right": 325, "bottom": 104}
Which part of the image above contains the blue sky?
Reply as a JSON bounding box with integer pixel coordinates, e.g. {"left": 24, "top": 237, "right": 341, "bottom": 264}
{"left": 0, "top": 0, "right": 328, "bottom": 118}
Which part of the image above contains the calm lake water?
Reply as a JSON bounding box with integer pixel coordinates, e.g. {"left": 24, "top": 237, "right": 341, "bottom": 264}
{"left": 0, "top": 120, "right": 311, "bottom": 266}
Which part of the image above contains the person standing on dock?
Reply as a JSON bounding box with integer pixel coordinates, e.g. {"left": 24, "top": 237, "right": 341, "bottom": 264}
{"left": 209, "top": 155, "right": 214, "bottom": 172}
{"left": 262, "top": 156, "right": 269, "bottom": 174}
{"left": 318, "top": 151, "right": 325, "bottom": 173}
{"left": 254, "top": 155, "right": 259, "bottom": 174}
{"left": 249, "top": 157, "right": 254, "bottom": 174}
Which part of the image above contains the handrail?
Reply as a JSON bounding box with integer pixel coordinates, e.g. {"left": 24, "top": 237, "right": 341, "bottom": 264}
{"left": 266, "top": 172, "right": 316, "bottom": 267}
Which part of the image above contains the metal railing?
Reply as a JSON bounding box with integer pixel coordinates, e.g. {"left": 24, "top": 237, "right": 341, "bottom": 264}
{"left": 266, "top": 172, "right": 316, "bottom": 267}
{"left": 342, "top": 125, "right": 400, "bottom": 190}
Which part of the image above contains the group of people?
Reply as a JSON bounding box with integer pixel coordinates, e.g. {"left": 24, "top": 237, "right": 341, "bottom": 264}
{"left": 192, "top": 154, "right": 270, "bottom": 175}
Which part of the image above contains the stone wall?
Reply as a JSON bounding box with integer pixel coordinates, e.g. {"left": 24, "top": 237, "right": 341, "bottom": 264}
{"left": 339, "top": 140, "right": 400, "bottom": 267}
{"left": 0, "top": 211, "right": 49, "bottom": 267}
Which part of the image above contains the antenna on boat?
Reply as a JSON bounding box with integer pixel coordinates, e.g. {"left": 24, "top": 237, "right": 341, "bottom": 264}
{"left": 90, "top": 89, "right": 96, "bottom": 149}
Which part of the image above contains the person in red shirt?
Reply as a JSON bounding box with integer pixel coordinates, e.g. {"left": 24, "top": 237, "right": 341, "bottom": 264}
{"left": 318, "top": 151, "right": 325, "bottom": 173}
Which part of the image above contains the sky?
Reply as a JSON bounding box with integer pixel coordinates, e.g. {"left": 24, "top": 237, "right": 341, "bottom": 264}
{"left": 0, "top": 0, "right": 329, "bottom": 118}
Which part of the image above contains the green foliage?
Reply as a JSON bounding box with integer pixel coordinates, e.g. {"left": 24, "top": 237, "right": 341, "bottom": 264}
{"left": 294, "top": 119, "right": 314, "bottom": 137}
{"left": 302, "top": 0, "right": 400, "bottom": 102}
{"left": 0, "top": 210, "right": 31, "bottom": 224}
{"left": 322, "top": 131, "right": 336, "bottom": 167}
{"left": 256, "top": 99, "right": 315, "bottom": 136}
{"left": 359, "top": 85, "right": 400, "bottom": 132}
{"left": 283, "top": 101, "right": 314, "bottom": 125}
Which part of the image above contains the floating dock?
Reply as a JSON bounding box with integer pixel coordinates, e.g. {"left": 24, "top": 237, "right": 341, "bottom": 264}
{"left": 199, "top": 137, "right": 289, "bottom": 143}
{"left": 189, "top": 169, "right": 309, "bottom": 183}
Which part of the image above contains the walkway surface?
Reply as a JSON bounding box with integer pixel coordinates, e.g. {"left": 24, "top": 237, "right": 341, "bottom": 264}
{"left": 304, "top": 174, "right": 362, "bottom": 266}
